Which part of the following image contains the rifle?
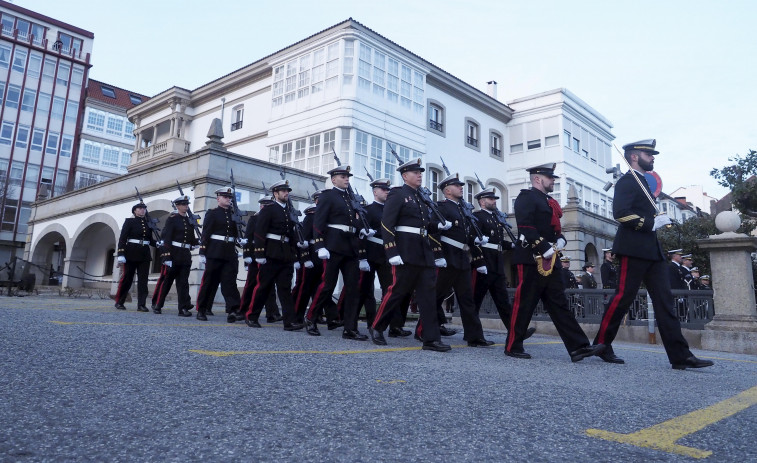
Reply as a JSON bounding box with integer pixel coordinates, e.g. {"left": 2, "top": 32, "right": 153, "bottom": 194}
{"left": 331, "top": 148, "right": 371, "bottom": 233}
{"left": 388, "top": 147, "right": 447, "bottom": 224}
{"left": 228, "top": 169, "right": 246, "bottom": 246}
{"left": 364, "top": 166, "right": 374, "bottom": 183}
{"left": 439, "top": 157, "right": 484, "bottom": 241}
{"left": 175, "top": 181, "right": 202, "bottom": 240}
{"left": 278, "top": 166, "right": 306, "bottom": 245}
{"left": 134, "top": 187, "right": 162, "bottom": 243}
{"left": 474, "top": 172, "right": 517, "bottom": 243}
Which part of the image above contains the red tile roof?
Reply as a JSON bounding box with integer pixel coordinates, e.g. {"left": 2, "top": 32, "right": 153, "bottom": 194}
{"left": 86, "top": 79, "right": 150, "bottom": 110}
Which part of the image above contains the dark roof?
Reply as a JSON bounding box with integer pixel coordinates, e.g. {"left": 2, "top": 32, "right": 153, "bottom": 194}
{"left": 0, "top": 0, "right": 94, "bottom": 39}
{"left": 86, "top": 79, "right": 150, "bottom": 109}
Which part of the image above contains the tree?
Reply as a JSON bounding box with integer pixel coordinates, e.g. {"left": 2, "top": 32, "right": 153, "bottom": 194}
{"left": 710, "top": 149, "right": 757, "bottom": 217}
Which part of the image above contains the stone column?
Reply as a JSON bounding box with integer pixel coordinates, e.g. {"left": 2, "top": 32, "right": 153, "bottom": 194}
{"left": 697, "top": 211, "right": 757, "bottom": 354}
{"left": 62, "top": 258, "right": 86, "bottom": 289}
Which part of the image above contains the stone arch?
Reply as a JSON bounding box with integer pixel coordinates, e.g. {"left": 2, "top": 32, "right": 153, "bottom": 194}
{"left": 30, "top": 223, "right": 70, "bottom": 286}
{"left": 485, "top": 178, "right": 510, "bottom": 214}
{"left": 583, "top": 242, "right": 599, "bottom": 270}
{"left": 142, "top": 199, "right": 173, "bottom": 273}
{"left": 68, "top": 213, "right": 121, "bottom": 289}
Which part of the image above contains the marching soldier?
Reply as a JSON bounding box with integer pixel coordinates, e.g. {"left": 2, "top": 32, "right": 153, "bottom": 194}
{"left": 505, "top": 163, "right": 604, "bottom": 361}
{"left": 600, "top": 249, "right": 617, "bottom": 289}
{"left": 371, "top": 158, "right": 452, "bottom": 352}
{"left": 560, "top": 256, "right": 578, "bottom": 289}
{"left": 195, "top": 187, "right": 243, "bottom": 321}
{"left": 305, "top": 165, "right": 368, "bottom": 340}
{"left": 114, "top": 202, "right": 158, "bottom": 312}
{"left": 593, "top": 139, "right": 712, "bottom": 369}
{"left": 292, "top": 190, "right": 322, "bottom": 324}
{"left": 426, "top": 173, "right": 490, "bottom": 346}
{"left": 579, "top": 263, "right": 597, "bottom": 289}
{"left": 153, "top": 195, "right": 199, "bottom": 316}
{"left": 472, "top": 188, "right": 536, "bottom": 339}
{"left": 244, "top": 180, "right": 305, "bottom": 331}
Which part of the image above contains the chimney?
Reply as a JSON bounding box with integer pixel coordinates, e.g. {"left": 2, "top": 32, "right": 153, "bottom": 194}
{"left": 486, "top": 80, "right": 498, "bottom": 99}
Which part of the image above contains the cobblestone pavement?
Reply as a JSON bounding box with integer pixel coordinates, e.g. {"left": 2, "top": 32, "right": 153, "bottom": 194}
{"left": 1, "top": 295, "right": 755, "bottom": 462}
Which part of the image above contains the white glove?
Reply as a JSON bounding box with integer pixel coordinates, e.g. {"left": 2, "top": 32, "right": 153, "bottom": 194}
{"left": 360, "top": 228, "right": 377, "bottom": 239}
{"left": 542, "top": 247, "right": 555, "bottom": 259}
{"left": 238, "top": 252, "right": 244, "bottom": 258}
{"left": 474, "top": 236, "right": 489, "bottom": 245}
{"left": 199, "top": 255, "right": 206, "bottom": 264}
{"left": 117, "top": 256, "right": 126, "bottom": 264}
{"left": 438, "top": 221, "right": 452, "bottom": 231}
{"left": 244, "top": 257, "right": 252, "bottom": 265}
{"left": 476, "top": 265, "right": 487, "bottom": 274}
{"left": 296, "top": 241, "right": 309, "bottom": 249}
{"left": 653, "top": 214, "right": 672, "bottom": 231}
{"left": 435, "top": 258, "right": 447, "bottom": 268}
{"left": 317, "top": 248, "right": 330, "bottom": 260}
{"left": 294, "top": 261, "right": 301, "bottom": 270}
{"left": 164, "top": 261, "right": 173, "bottom": 268}
{"left": 304, "top": 260, "right": 314, "bottom": 269}
{"left": 191, "top": 245, "right": 200, "bottom": 250}
{"left": 238, "top": 238, "right": 248, "bottom": 246}
{"left": 555, "top": 238, "right": 566, "bottom": 250}
{"left": 256, "top": 258, "right": 267, "bottom": 265}
{"left": 359, "top": 259, "right": 370, "bottom": 272}
{"left": 389, "top": 255, "right": 404, "bottom": 266}
{"left": 156, "top": 240, "right": 164, "bottom": 247}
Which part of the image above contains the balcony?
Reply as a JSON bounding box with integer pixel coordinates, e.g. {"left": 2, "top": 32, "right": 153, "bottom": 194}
{"left": 429, "top": 120, "right": 443, "bottom": 132}
{"left": 231, "top": 120, "right": 243, "bottom": 131}
{"left": 129, "top": 137, "right": 191, "bottom": 172}
{"left": 466, "top": 136, "right": 479, "bottom": 147}
{"left": 491, "top": 147, "right": 502, "bottom": 157}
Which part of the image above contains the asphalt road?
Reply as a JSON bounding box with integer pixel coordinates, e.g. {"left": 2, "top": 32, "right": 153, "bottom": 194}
{"left": 1, "top": 296, "right": 755, "bottom": 462}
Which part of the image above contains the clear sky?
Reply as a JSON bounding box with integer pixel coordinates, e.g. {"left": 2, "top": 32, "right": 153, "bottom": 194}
{"left": 18, "top": 0, "right": 756, "bottom": 199}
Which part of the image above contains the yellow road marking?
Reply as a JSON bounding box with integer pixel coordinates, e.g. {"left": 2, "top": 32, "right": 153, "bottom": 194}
{"left": 376, "top": 379, "right": 406, "bottom": 384}
{"left": 586, "top": 385, "right": 757, "bottom": 459}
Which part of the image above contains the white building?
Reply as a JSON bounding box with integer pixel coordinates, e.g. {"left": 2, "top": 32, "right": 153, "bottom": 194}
{"left": 669, "top": 185, "right": 717, "bottom": 215}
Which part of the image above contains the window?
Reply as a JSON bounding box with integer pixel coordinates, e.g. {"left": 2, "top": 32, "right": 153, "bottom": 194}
{"left": 42, "top": 58, "right": 56, "bottom": 80}
{"left": 100, "top": 86, "right": 116, "bottom": 98}
{"left": 87, "top": 109, "right": 105, "bottom": 132}
{"left": 129, "top": 94, "right": 142, "bottom": 105}
{"left": 21, "top": 89, "right": 35, "bottom": 112}
{"left": 26, "top": 53, "right": 41, "bottom": 78}
{"left": 293, "top": 138, "right": 306, "bottom": 170}
{"left": 272, "top": 65, "right": 284, "bottom": 107}
{"left": 429, "top": 168, "right": 441, "bottom": 201}
{"left": 82, "top": 141, "right": 100, "bottom": 165}
{"left": 231, "top": 105, "right": 243, "bottom": 131}
{"left": 60, "top": 135, "right": 73, "bottom": 157}
{"left": 307, "top": 134, "right": 321, "bottom": 173}
{"left": 46, "top": 132, "right": 60, "bottom": 155}
{"left": 297, "top": 55, "right": 310, "bottom": 98}
{"left": 9, "top": 161, "right": 24, "bottom": 186}
{"left": 573, "top": 138, "right": 580, "bottom": 153}
{"left": 121, "top": 148, "right": 131, "bottom": 169}
{"left": 0, "top": 82, "right": 4, "bottom": 105}
{"left": 124, "top": 121, "right": 135, "bottom": 139}
{"left": 37, "top": 92, "right": 50, "bottom": 117}
{"left": 370, "top": 137, "right": 383, "bottom": 180}
{"left": 510, "top": 144, "right": 523, "bottom": 154}
{"left": 56, "top": 62, "right": 70, "bottom": 86}
{"left": 428, "top": 101, "right": 445, "bottom": 134}
{"left": 6, "top": 85, "right": 21, "bottom": 109}
{"left": 490, "top": 131, "right": 502, "bottom": 157}
{"left": 15, "top": 19, "right": 29, "bottom": 39}
{"left": 15, "top": 125, "right": 29, "bottom": 149}
{"left": 31, "top": 24, "right": 44, "bottom": 45}
{"left": 1, "top": 16, "right": 13, "bottom": 36}
{"left": 0, "top": 121, "right": 14, "bottom": 145}
{"left": 527, "top": 139, "right": 541, "bottom": 150}
{"left": 12, "top": 48, "right": 27, "bottom": 73}
{"left": 545, "top": 135, "right": 559, "bottom": 147}
{"left": 102, "top": 146, "right": 119, "bottom": 168}
{"left": 31, "top": 129, "right": 44, "bottom": 151}
{"left": 58, "top": 33, "right": 82, "bottom": 56}
{"left": 280, "top": 142, "right": 292, "bottom": 164}
{"left": 106, "top": 115, "right": 123, "bottom": 136}
{"left": 466, "top": 181, "right": 477, "bottom": 204}
{"left": 464, "top": 118, "right": 480, "bottom": 150}
{"left": 564, "top": 130, "right": 571, "bottom": 148}
{"left": 51, "top": 97, "right": 65, "bottom": 119}
{"left": 355, "top": 130, "right": 369, "bottom": 175}
{"left": 25, "top": 164, "right": 39, "bottom": 189}
{"left": 71, "top": 67, "right": 84, "bottom": 87}
{"left": 65, "top": 101, "right": 79, "bottom": 123}
{"left": 0, "top": 44, "right": 10, "bottom": 68}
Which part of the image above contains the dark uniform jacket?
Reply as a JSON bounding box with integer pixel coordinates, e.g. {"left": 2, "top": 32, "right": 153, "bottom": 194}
{"left": 474, "top": 209, "right": 513, "bottom": 275}
{"left": 159, "top": 213, "right": 199, "bottom": 266}
{"left": 364, "top": 201, "right": 386, "bottom": 265}
{"left": 242, "top": 213, "right": 258, "bottom": 260}
{"left": 301, "top": 207, "right": 316, "bottom": 265}
{"left": 512, "top": 187, "right": 565, "bottom": 265}
{"left": 313, "top": 188, "right": 361, "bottom": 258}
{"left": 118, "top": 216, "right": 156, "bottom": 262}
{"left": 381, "top": 184, "right": 442, "bottom": 267}
{"left": 199, "top": 206, "right": 239, "bottom": 261}
{"left": 434, "top": 198, "right": 484, "bottom": 271}
{"left": 562, "top": 267, "right": 578, "bottom": 289}
{"left": 600, "top": 261, "right": 618, "bottom": 289}
{"left": 611, "top": 170, "right": 665, "bottom": 261}
{"left": 668, "top": 261, "right": 688, "bottom": 290}
{"left": 580, "top": 272, "right": 597, "bottom": 289}
{"left": 253, "top": 202, "right": 297, "bottom": 263}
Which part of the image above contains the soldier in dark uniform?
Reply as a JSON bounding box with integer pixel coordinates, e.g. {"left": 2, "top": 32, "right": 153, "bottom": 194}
{"left": 425, "top": 173, "right": 490, "bottom": 346}
{"left": 579, "top": 263, "right": 597, "bottom": 289}
{"left": 506, "top": 163, "right": 603, "bottom": 361}
{"left": 699, "top": 275, "right": 711, "bottom": 289}
{"left": 195, "top": 187, "right": 243, "bottom": 321}
{"left": 370, "top": 158, "right": 452, "bottom": 352}
{"left": 560, "top": 256, "right": 578, "bottom": 289}
{"left": 667, "top": 249, "right": 688, "bottom": 290}
{"left": 305, "top": 165, "right": 370, "bottom": 341}
{"left": 114, "top": 202, "right": 158, "bottom": 311}
{"left": 688, "top": 267, "right": 702, "bottom": 290}
{"left": 244, "top": 180, "right": 305, "bottom": 331}
{"left": 292, "top": 190, "right": 322, "bottom": 324}
{"left": 593, "top": 139, "right": 712, "bottom": 369}
{"left": 153, "top": 195, "right": 199, "bottom": 316}
{"left": 600, "top": 249, "right": 617, "bottom": 289}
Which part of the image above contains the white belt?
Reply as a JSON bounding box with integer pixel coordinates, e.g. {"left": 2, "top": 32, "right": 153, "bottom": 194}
{"left": 210, "top": 234, "right": 236, "bottom": 242}
{"left": 127, "top": 239, "right": 150, "bottom": 245}
{"left": 366, "top": 236, "right": 383, "bottom": 245}
{"left": 309, "top": 240, "right": 316, "bottom": 245}
{"left": 328, "top": 224, "right": 356, "bottom": 233}
{"left": 441, "top": 236, "right": 469, "bottom": 251}
{"left": 396, "top": 226, "right": 428, "bottom": 237}
{"left": 481, "top": 242, "right": 502, "bottom": 251}
{"left": 266, "top": 233, "right": 289, "bottom": 242}
{"left": 172, "top": 241, "right": 192, "bottom": 249}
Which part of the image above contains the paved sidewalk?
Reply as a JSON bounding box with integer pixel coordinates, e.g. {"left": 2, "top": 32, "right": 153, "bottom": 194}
{"left": 1, "top": 295, "right": 755, "bottom": 462}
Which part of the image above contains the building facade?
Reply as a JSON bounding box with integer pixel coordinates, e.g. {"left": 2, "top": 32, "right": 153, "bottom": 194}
{"left": 0, "top": 0, "right": 92, "bottom": 262}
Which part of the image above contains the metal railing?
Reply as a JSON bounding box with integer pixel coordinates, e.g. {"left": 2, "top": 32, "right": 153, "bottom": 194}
{"left": 231, "top": 120, "right": 243, "bottom": 131}
{"left": 429, "top": 120, "right": 443, "bottom": 131}
{"left": 491, "top": 147, "right": 502, "bottom": 157}
{"left": 467, "top": 136, "right": 479, "bottom": 147}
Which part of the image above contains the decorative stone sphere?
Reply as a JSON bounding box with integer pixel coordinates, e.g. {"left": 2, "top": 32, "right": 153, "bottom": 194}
{"left": 715, "top": 210, "right": 741, "bottom": 233}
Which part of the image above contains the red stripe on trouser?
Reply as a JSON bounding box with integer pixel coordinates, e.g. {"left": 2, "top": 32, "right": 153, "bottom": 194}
{"left": 156, "top": 266, "right": 170, "bottom": 307}
{"left": 372, "top": 265, "right": 397, "bottom": 329}
{"left": 306, "top": 260, "right": 329, "bottom": 320}
{"left": 471, "top": 269, "right": 477, "bottom": 289}
{"left": 293, "top": 267, "right": 307, "bottom": 316}
{"left": 505, "top": 264, "right": 524, "bottom": 352}
{"left": 115, "top": 264, "right": 128, "bottom": 303}
{"left": 596, "top": 255, "right": 629, "bottom": 345}
{"left": 196, "top": 269, "right": 208, "bottom": 311}
{"left": 245, "top": 265, "right": 265, "bottom": 319}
